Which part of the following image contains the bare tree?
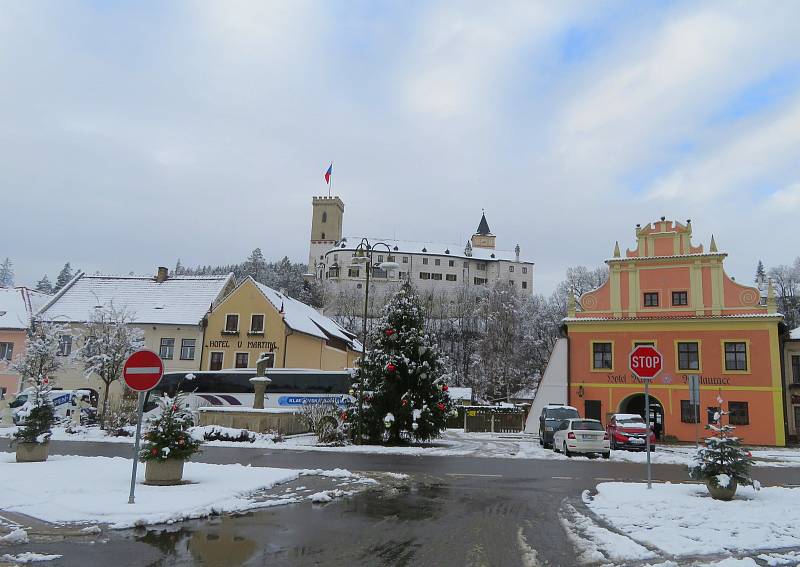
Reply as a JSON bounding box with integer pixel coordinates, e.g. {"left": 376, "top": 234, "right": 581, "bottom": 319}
{"left": 768, "top": 258, "right": 800, "bottom": 329}
{"left": 76, "top": 303, "right": 145, "bottom": 428}
{"left": 12, "top": 320, "right": 70, "bottom": 405}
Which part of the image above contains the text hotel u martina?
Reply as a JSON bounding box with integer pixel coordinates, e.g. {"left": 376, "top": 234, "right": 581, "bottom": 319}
{"left": 565, "top": 218, "right": 785, "bottom": 446}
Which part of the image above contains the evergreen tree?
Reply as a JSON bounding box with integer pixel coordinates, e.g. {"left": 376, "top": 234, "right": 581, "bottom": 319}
{"left": 173, "top": 259, "right": 185, "bottom": 276}
{"left": 755, "top": 260, "right": 766, "bottom": 283}
{"left": 139, "top": 391, "right": 202, "bottom": 462}
{"left": 35, "top": 275, "right": 53, "bottom": 294}
{"left": 348, "top": 283, "right": 454, "bottom": 444}
{"left": 689, "top": 396, "right": 759, "bottom": 493}
{"left": 54, "top": 263, "right": 74, "bottom": 292}
{"left": 243, "top": 248, "right": 268, "bottom": 282}
{"left": 0, "top": 257, "right": 13, "bottom": 288}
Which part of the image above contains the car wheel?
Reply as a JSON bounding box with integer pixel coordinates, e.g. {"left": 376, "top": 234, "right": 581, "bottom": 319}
{"left": 650, "top": 445, "right": 656, "bottom": 452}
{"left": 539, "top": 433, "right": 543, "bottom": 446}
{"left": 564, "top": 442, "right": 571, "bottom": 457}
{"left": 602, "top": 452, "right": 610, "bottom": 459}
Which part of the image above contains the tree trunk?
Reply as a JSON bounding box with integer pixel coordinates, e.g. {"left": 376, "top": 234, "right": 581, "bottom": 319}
{"left": 99, "top": 382, "right": 111, "bottom": 430}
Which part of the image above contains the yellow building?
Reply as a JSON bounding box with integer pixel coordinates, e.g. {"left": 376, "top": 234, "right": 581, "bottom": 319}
{"left": 201, "top": 277, "right": 362, "bottom": 371}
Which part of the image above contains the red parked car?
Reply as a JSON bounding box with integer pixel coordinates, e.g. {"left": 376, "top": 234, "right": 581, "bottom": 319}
{"left": 606, "top": 413, "right": 656, "bottom": 451}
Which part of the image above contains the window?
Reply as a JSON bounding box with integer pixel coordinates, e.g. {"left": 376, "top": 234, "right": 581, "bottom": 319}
{"left": 388, "top": 255, "right": 395, "bottom": 262}
{"left": 328, "top": 267, "right": 340, "bottom": 278}
{"left": 250, "top": 314, "right": 265, "bottom": 334}
{"left": 677, "top": 341, "right": 700, "bottom": 371}
{"left": 463, "top": 262, "right": 469, "bottom": 268}
{"left": 448, "top": 260, "right": 454, "bottom": 267}
{"left": 680, "top": 400, "right": 700, "bottom": 423}
{"left": 446, "top": 274, "right": 457, "bottom": 282}
{"left": 419, "top": 272, "right": 431, "bottom": 280}
{"left": 0, "top": 342, "right": 12, "bottom": 361}
{"left": 473, "top": 277, "right": 488, "bottom": 285}
{"left": 729, "top": 402, "right": 749, "bottom": 425}
{"left": 235, "top": 352, "right": 249, "bottom": 368}
{"left": 333, "top": 254, "right": 338, "bottom": 262}
{"left": 592, "top": 342, "right": 613, "bottom": 370}
{"left": 522, "top": 281, "right": 528, "bottom": 289}
{"left": 509, "top": 266, "right": 514, "bottom": 272}
{"left": 224, "top": 314, "right": 239, "bottom": 333}
{"left": 321, "top": 211, "right": 327, "bottom": 223}
{"left": 372, "top": 268, "right": 387, "bottom": 278}
{"left": 672, "top": 291, "right": 688, "bottom": 306}
{"left": 434, "top": 259, "right": 440, "bottom": 266}
{"left": 792, "top": 355, "right": 800, "bottom": 384}
{"left": 402, "top": 257, "right": 409, "bottom": 264}
{"left": 209, "top": 352, "right": 223, "bottom": 371}
{"left": 724, "top": 342, "right": 747, "bottom": 371}
{"left": 522, "top": 267, "right": 528, "bottom": 274}
{"left": 643, "top": 292, "right": 659, "bottom": 307}
{"left": 348, "top": 268, "right": 360, "bottom": 278}
{"left": 377, "top": 255, "right": 383, "bottom": 263}
{"left": 509, "top": 280, "right": 515, "bottom": 285}
{"left": 423, "top": 258, "right": 428, "bottom": 265}
{"left": 57, "top": 335, "right": 72, "bottom": 357}
{"left": 159, "top": 338, "right": 175, "bottom": 360}
{"left": 432, "top": 273, "right": 442, "bottom": 280}
{"left": 321, "top": 232, "right": 325, "bottom": 239}
{"left": 399, "top": 272, "right": 406, "bottom": 279}
{"left": 180, "top": 339, "right": 196, "bottom": 360}
{"left": 477, "top": 263, "right": 486, "bottom": 271}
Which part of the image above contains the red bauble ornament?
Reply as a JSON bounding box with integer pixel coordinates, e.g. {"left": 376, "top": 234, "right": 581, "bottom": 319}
{"left": 385, "top": 328, "right": 395, "bottom": 336}
{"left": 151, "top": 448, "right": 158, "bottom": 455}
{"left": 172, "top": 405, "right": 178, "bottom": 411}
{"left": 402, "top": 399, "right": 408, "bottom": 406}
{"left": 437, "top": 402, "right": 445, "bottom": 411}
{"left": 386, "top": 363, "right": 396, "bottom": 373}
{"left": 340, "top": 411, "right": 348, "bottom": 421}
{"left": 442, "top": 384, "right": 449, "bottom": 392}
{"left": 43, "top": 377, "right": 49, "bottom": 385}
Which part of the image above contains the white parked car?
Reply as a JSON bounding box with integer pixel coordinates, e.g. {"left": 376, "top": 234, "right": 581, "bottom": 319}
{"left": 552, "top": 418, "right": 610, "bottom": 459}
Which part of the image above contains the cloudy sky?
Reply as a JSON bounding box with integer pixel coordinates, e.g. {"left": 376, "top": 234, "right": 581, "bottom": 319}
{"left": 2, "top": 1, "right": 799, "bottom": 294}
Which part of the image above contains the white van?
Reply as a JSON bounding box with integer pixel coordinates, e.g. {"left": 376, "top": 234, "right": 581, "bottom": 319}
{"left": 11, "top": 389, "right": 96, "bottom": 425}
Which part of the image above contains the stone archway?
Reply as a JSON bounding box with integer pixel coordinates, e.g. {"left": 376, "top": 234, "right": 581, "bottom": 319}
{"left": 619, "top": 392, "right": 665, "bottom": 439}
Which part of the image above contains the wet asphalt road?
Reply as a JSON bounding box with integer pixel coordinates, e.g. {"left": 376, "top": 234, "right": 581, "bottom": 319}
{"left": 3, "top": 439, "right": 800, "bottom": 567}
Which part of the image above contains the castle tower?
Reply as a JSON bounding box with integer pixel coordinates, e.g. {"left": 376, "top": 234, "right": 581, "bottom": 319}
{"left": 308, "top": 196, "right": 345, "bottom": 275}
{"left": 470, "top": 211, "right": 496, "bottom": 250}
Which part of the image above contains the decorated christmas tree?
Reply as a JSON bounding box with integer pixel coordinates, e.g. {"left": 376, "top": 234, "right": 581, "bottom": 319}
{"left": 689, "top": 396, "right": 758, "bottom": 497}
{"left": 139, "top": 393, "right": 201, "bottom": 463}
{"left": 348, "top": 283, "right": 454, "bottom": 444}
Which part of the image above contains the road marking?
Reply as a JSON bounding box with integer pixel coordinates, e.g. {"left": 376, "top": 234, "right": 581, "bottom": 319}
{"left": 446, "top": 473, "right": 502, "bottom": 478}
{"left": 594, "top": 477, "right": 616, "bottom": 481}
{"left": 552, "top": 476, "right": 573, "bottom": 480}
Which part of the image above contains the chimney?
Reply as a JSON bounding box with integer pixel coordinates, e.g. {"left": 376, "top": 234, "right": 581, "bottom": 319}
{"left": 515, "top": 244, "right": 520, "bottom": 262}
{"left": 156, "top": 266, "right": 169, "bottom": 283}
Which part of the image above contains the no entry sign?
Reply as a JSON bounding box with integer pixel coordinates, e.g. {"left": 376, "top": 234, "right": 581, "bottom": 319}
{"left": 629, "top": 345, "right": 663, "bottom": 380}
{"left": 123, "top": 350, "right": 164, "bottom": 392}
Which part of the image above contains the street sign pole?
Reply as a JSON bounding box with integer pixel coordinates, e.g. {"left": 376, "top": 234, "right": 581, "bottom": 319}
{"left": 128, "top": 391, "right": 145, "bottom": 504}
{"left": 688, "top": 374, "right": 700, "bottom": 448}
{"left": 644, "top": 378, "right": 651, "bottom": 489}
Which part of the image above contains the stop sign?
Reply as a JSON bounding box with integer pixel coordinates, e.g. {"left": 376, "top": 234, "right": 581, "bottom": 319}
{"left": 123, "top": 350, "right": 164, "bottom": 392}
{"left": 629, "top": 345, "right": 663, "bottom": 380}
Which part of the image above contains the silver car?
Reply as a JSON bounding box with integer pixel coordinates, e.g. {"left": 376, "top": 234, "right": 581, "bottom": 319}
{"left": 552, "top": 418, "right": 610, "bottom": 458}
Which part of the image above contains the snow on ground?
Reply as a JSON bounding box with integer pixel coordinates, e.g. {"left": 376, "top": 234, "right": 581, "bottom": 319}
{"left": 0, "top": 453, "right": 374, "bottom": 529}
{"left": 579, "top": 482, "right": 800, "bottom": 561}
{"left": 1, "top": 552, "right": 62, "bottom": 563}
{"left": 3, "top": 427, "right": 800, "bottom": 467}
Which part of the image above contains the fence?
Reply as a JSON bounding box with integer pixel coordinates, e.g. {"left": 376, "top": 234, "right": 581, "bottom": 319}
{"left": 460, "top": 406, "right": 526, "bottom": 433}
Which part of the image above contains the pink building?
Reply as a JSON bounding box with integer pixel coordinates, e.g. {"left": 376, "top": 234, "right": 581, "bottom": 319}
{"left": 0, "top": 288, "right": 47, "bottom": 397}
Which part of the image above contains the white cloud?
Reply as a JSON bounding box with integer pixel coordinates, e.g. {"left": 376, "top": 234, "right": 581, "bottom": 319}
{"left": 765, "top": 183, "right": 800, "bottom": 212}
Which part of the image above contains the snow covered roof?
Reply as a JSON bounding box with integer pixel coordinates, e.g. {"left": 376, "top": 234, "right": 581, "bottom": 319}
{"left": 511, "top": 388, "right": 537, "bottom": 400}
{"left": 248, "top": 279, "right": 362, "bottom": 351}
{"left": 37, "top": 272, "right": 234, "bottom": 325}
{"left": 791, "top": 327, "right": 800, "bottom": 340}
{"left": 0, "top": 287, "right": 45, "bottom": 330}
{"left": 448, "top": 387, "right": 472, "bottom": 401}
{"left": 329, "top": 237, "right": 532, "bottom": 264}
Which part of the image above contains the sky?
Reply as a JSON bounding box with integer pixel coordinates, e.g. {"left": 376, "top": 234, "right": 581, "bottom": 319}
{"left": 2, "top": 1, "right": 800, "bottom": 295}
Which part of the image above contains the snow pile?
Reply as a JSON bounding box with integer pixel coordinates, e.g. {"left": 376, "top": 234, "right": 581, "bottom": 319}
{"left": 1, "top": 552, "right": 62, "bottom": 563}
{"left": 586, "top": 482, "right": 800, "bottom": 557}
{"left": 0, "top": 529, "right": 29, "bottom": 545}
{"left": 299, "top": 468, "right": 356, "bottom": 479}
{"left": 309, "top": 489, "right": 347, "bottom": 503}
{"left": 0, "top": 453, "right": 338, "bottom": 529}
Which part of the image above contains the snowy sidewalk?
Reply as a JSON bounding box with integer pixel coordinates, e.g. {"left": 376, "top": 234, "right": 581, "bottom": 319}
{"left": 0, "top": 453, "right": 377, "bottom": 530}
{"left": 561, "top": 481, "right": 800, "bottom": 566}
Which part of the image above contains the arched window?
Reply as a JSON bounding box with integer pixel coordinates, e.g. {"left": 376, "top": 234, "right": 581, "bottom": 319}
{"left": 321, "top": 211, "right": 327, "bottom": 223}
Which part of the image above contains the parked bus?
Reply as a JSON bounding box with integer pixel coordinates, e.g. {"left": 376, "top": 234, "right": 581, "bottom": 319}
{"left": 143, "top": 368, "right": 354, "bottom": 416}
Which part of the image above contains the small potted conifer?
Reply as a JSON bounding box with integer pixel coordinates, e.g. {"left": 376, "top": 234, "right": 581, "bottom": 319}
{"left": 139, "top": 393, "right": 201, "bottom": 485}
{"left": 689, "top": 398, "right": 759, "bottom": 500}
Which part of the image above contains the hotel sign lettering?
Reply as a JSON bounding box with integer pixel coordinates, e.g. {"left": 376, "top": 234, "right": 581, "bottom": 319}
{"left": 603, "top": 373, "right": 731, "bottom": 386}
{"left": 206, "top": 339, "right": 278, "bottom": 351}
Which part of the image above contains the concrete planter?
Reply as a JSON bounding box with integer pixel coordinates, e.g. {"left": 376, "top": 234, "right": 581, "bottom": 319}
{"left": 16, "top": 442, "right": 49, "bottom": 463}
{"left": 706, "top": 479, "right": 738, "bottom": 501}
{"left": 145, "top": 459, "right": 185, "bottom": 485}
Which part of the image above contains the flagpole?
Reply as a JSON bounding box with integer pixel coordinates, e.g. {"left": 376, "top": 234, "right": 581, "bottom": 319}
{"left": 329, "top": 165, "right": 333, "bottom": 197}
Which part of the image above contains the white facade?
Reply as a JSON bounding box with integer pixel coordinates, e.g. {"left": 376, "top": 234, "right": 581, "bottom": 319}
{"left": 307, "top": 196, "right": 535, "bottom": 301}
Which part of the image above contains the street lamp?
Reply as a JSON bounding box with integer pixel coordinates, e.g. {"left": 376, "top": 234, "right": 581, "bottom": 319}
{"left": 351, "top": 238, "right": 399, "bottom": 444}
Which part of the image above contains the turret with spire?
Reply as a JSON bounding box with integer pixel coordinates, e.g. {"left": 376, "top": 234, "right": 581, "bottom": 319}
{"left": 470, "top": 209, "right": 496, "bottom": 249}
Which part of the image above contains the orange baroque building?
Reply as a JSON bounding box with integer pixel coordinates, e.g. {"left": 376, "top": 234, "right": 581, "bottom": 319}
{"left": 565, "top": 218, "right": 785, "bottom": 446}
